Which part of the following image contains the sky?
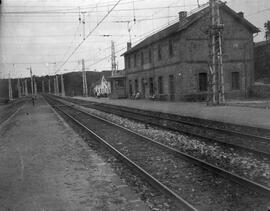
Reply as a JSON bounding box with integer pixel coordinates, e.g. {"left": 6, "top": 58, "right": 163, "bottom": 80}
{"left": 0, "top": 0, "right": 270, "bottom": 79}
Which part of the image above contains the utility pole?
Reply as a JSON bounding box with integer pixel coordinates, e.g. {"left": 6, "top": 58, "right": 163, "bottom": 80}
{"left": 48, "top": 78, "right": 51, "bottom": 94}
{"left": 53, "top": 77, "right": 56, "bottom": 95}
{"left": 8, "top": 73, "right": 13, "bottom": 101}
{"left": 24, "top": 79, "right": 28, "bottom": 96}
{"left": 17, "top": 78, "right": 21, "bottom": 98}
{"left": 21, "top": 78, "right": 25, "bottom": 96}
{"left": 81, "top": 59, "right": 88, "bottom": 97}
{"left": 208, "top": 0, "right": 224, "bottom": 105}
{"left": 61, "top": 74, "right": 65, "bottom": 97}
{"left": 29, "top": 67, "right": 34, "bottom": 96}
{"left": 55, "top": 75, "right": 59, "bottom": 95}
{"left": 111, "top": 40, "right": 117, "bottom": 76}
{"left": 42, "top": 80, "right": 45, "bottom": 93}
{"left": 34, "top": 77, "right": 37, "bottom": 95}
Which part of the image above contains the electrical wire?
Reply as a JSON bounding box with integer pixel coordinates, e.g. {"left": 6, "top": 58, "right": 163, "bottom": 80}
{"left": 55, "top": 0, "right": 123, "bottom": 74}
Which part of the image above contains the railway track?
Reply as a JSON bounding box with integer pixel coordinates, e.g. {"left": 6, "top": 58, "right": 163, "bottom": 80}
{"left": 46, "top": 95, "right": 270, "bottom": 211}
{"left": 58, "top": 96, "right": 270, "bottom": 157}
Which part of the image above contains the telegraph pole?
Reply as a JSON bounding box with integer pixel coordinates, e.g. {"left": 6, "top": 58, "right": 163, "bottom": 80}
{"left": 111, "top": 40, "right": 117, "bottom": 76}
{"left": 42, "top": 80, "right": 45, "bottom": 93}
{"left": 208, "top": 0, "right": 224, "bottom": 105}
{"left": 17, "top": 78, "right": 21, "bottom": 98}
{"left": 61, "top": 74, "right": 65, "bottom": 97}
{"left": 24, "top": 79, "right": 28, "bottom": 96}
{"left": 81, "top": 59, "right": 88, "bottom": 97}
{"left": 55, "top": 75, "right": 59, "bottom": 95}
{"left": 29, "top": 67, "right": 34, "bottom": 96}
{"left": 8, "top": 73, "right": 13, "bottom": 101}
{"left": 34, "top": 77, "right": 37, "bottom": 95}
{"left": 48, "top": 78, "right": 51, "bottom": 94}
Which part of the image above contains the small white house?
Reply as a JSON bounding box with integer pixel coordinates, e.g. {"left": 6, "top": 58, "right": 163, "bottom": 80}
{"left": 93, "top": 75, "right": 111, "bottom": 96}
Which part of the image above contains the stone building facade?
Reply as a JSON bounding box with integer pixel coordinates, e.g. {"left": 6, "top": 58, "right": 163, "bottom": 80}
{"left": 254, "top": 40, "right": 270, "bottom": 83}
{"left": 122, "top": 3, "right": 259, "bottom": 101}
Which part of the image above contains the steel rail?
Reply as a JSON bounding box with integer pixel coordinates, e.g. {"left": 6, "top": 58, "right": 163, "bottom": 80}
{"left": 47, "top": 95, "right": 270, "bottom": 198}
{"left": 48, "top": 98, "right": 197, "bottom": 211}
{"left": 65, "top": 98, "right": 270, "bottom": 157}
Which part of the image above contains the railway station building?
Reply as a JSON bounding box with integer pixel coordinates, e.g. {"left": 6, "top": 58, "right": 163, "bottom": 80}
{"left": 121, "top": 3, "right": 259, "bottom": 101}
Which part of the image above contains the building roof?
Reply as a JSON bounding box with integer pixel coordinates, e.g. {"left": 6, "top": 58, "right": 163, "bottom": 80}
{"left": 122, "top": 2, "right": 260, "bottom": 56}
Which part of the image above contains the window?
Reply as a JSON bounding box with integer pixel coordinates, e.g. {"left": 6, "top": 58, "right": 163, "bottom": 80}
{"left": 232, "top": 72, "right": 240, "bottom": 90}
{"left": 134, "top": 53, "right": 137, "bottom": 67}
{"left": 141, "top": 52, "right": 144, "bottom": 66}
{"left": 158, "top": 76, "right": 163, "bottom": 94}
{"left": 199, "top": 73, "right": 208, "bottom": 91}
{"left": 149, "top": 48, "right": 152, "bottom": 63}
{"left": 158, "top": 44, "right": 162, "bottom": 60}
{"left": 169, "top": 39, "right": 174, "bottom": 57}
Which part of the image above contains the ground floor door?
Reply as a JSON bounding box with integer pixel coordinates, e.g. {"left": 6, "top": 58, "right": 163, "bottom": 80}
{"left": 149, "top": 77, "right": 154, "bottom": 96}
{"left": 129, "top": 80, "right": 133, "bottom": 97}
{"left": 199, "top": 72, "right": 208, "bottom": 91}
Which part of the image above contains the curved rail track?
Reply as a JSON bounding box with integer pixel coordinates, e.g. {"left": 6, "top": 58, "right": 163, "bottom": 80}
{"left": 59, "top": 96, "right": 270, "bottom": 157}
{"left": 46, "top": 95, "right": 270, "bottom": 211}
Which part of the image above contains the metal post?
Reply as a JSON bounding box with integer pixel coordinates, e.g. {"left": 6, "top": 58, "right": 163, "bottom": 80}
{"left": 25, "top": 79, "right": 28, "bottom": 96}
{"left": 54, "top": 77, "right": 56, "bottom": 95}
{"left": 30, "top": 67, "right": 34, "bottom": 96}
{"left": 34, "top": 77, "right": 37, "bottom": 95}
{"left": 17, "top": 78, "right": 21, "bottom": 98}
{"left": 217, "top": 2, "right": 225, "bottom": 103}
{"left": 21, "top": 78, "right": 25, "bottom": 96}
{"left": 55, "top": 75, "right": 59, "bottom": 95}
{"left": 61, "top": 74, "right": 65, "bottom": 97}
{"left": 42, "top": 80, "right": 45, "bottom": 93}
{"left": 8, "top": 73, "right": 13, "bottom": 101}
{"left": 48, "top": 78, "right": 51, "bottom": 94}
{"left": 82, "top": 59, "right": 88, "bottom": 97}
{"left": 210, "top": 0, "right": 217, "bottom": 104}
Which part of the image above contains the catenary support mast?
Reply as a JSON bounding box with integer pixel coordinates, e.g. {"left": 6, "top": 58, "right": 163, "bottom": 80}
{"left": 208, "top": 0, "right": 225, "bottom": 105}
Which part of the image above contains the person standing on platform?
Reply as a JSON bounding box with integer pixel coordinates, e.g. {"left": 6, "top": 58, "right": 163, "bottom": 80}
{"left": 31, "top": 96, "right": 35, "bottom": 106}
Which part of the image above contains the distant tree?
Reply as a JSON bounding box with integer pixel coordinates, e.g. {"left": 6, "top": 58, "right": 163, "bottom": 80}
{"left": 264, "top": 20, "right": 270, "bottom": 40}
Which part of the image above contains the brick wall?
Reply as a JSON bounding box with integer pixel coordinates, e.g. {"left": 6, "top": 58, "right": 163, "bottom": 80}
{"left": 124, "top": 8, "right": 255, "bottom": 101}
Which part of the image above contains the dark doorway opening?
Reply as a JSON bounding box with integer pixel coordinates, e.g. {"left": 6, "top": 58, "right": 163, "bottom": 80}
{"left": 149, "top": 77, "right": 154, "bottom": 96}
{"left": 199, "top": 72, "right": 208, "bottom": 91}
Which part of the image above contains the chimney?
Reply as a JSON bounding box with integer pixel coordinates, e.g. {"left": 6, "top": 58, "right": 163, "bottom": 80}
{"left": 179, "top": 11, "right": 187, "bottom": 25}
{"left": 127, "top": 42, "right": 132, "bottom": 50}
{"left": 238, "top": 12, "right": 244, "bottom": 18}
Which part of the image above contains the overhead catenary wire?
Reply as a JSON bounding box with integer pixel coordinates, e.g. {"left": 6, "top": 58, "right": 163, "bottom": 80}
{"left": 55, "top": 0, "right": 123, "bottom": 74}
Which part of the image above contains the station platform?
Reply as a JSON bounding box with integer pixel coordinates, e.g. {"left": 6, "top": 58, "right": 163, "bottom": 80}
{"left": 73, "top": 96, "right": 270, "bottom": 130}
{"left": 0, "top": 96, "right": 149, "bottom": 211}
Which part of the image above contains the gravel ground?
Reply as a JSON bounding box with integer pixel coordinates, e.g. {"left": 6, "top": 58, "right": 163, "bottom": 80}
{"left": 56, "top": 104, "right": 269, "bottom": 211}
{"left": 65, "top": 101, "right": 270, "bottom": 188}
{"left": 0, "top": 96, "right": 149, "bottom": 211}
{"left": 60, "top": 113, "right": 179, "bottom": 211}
